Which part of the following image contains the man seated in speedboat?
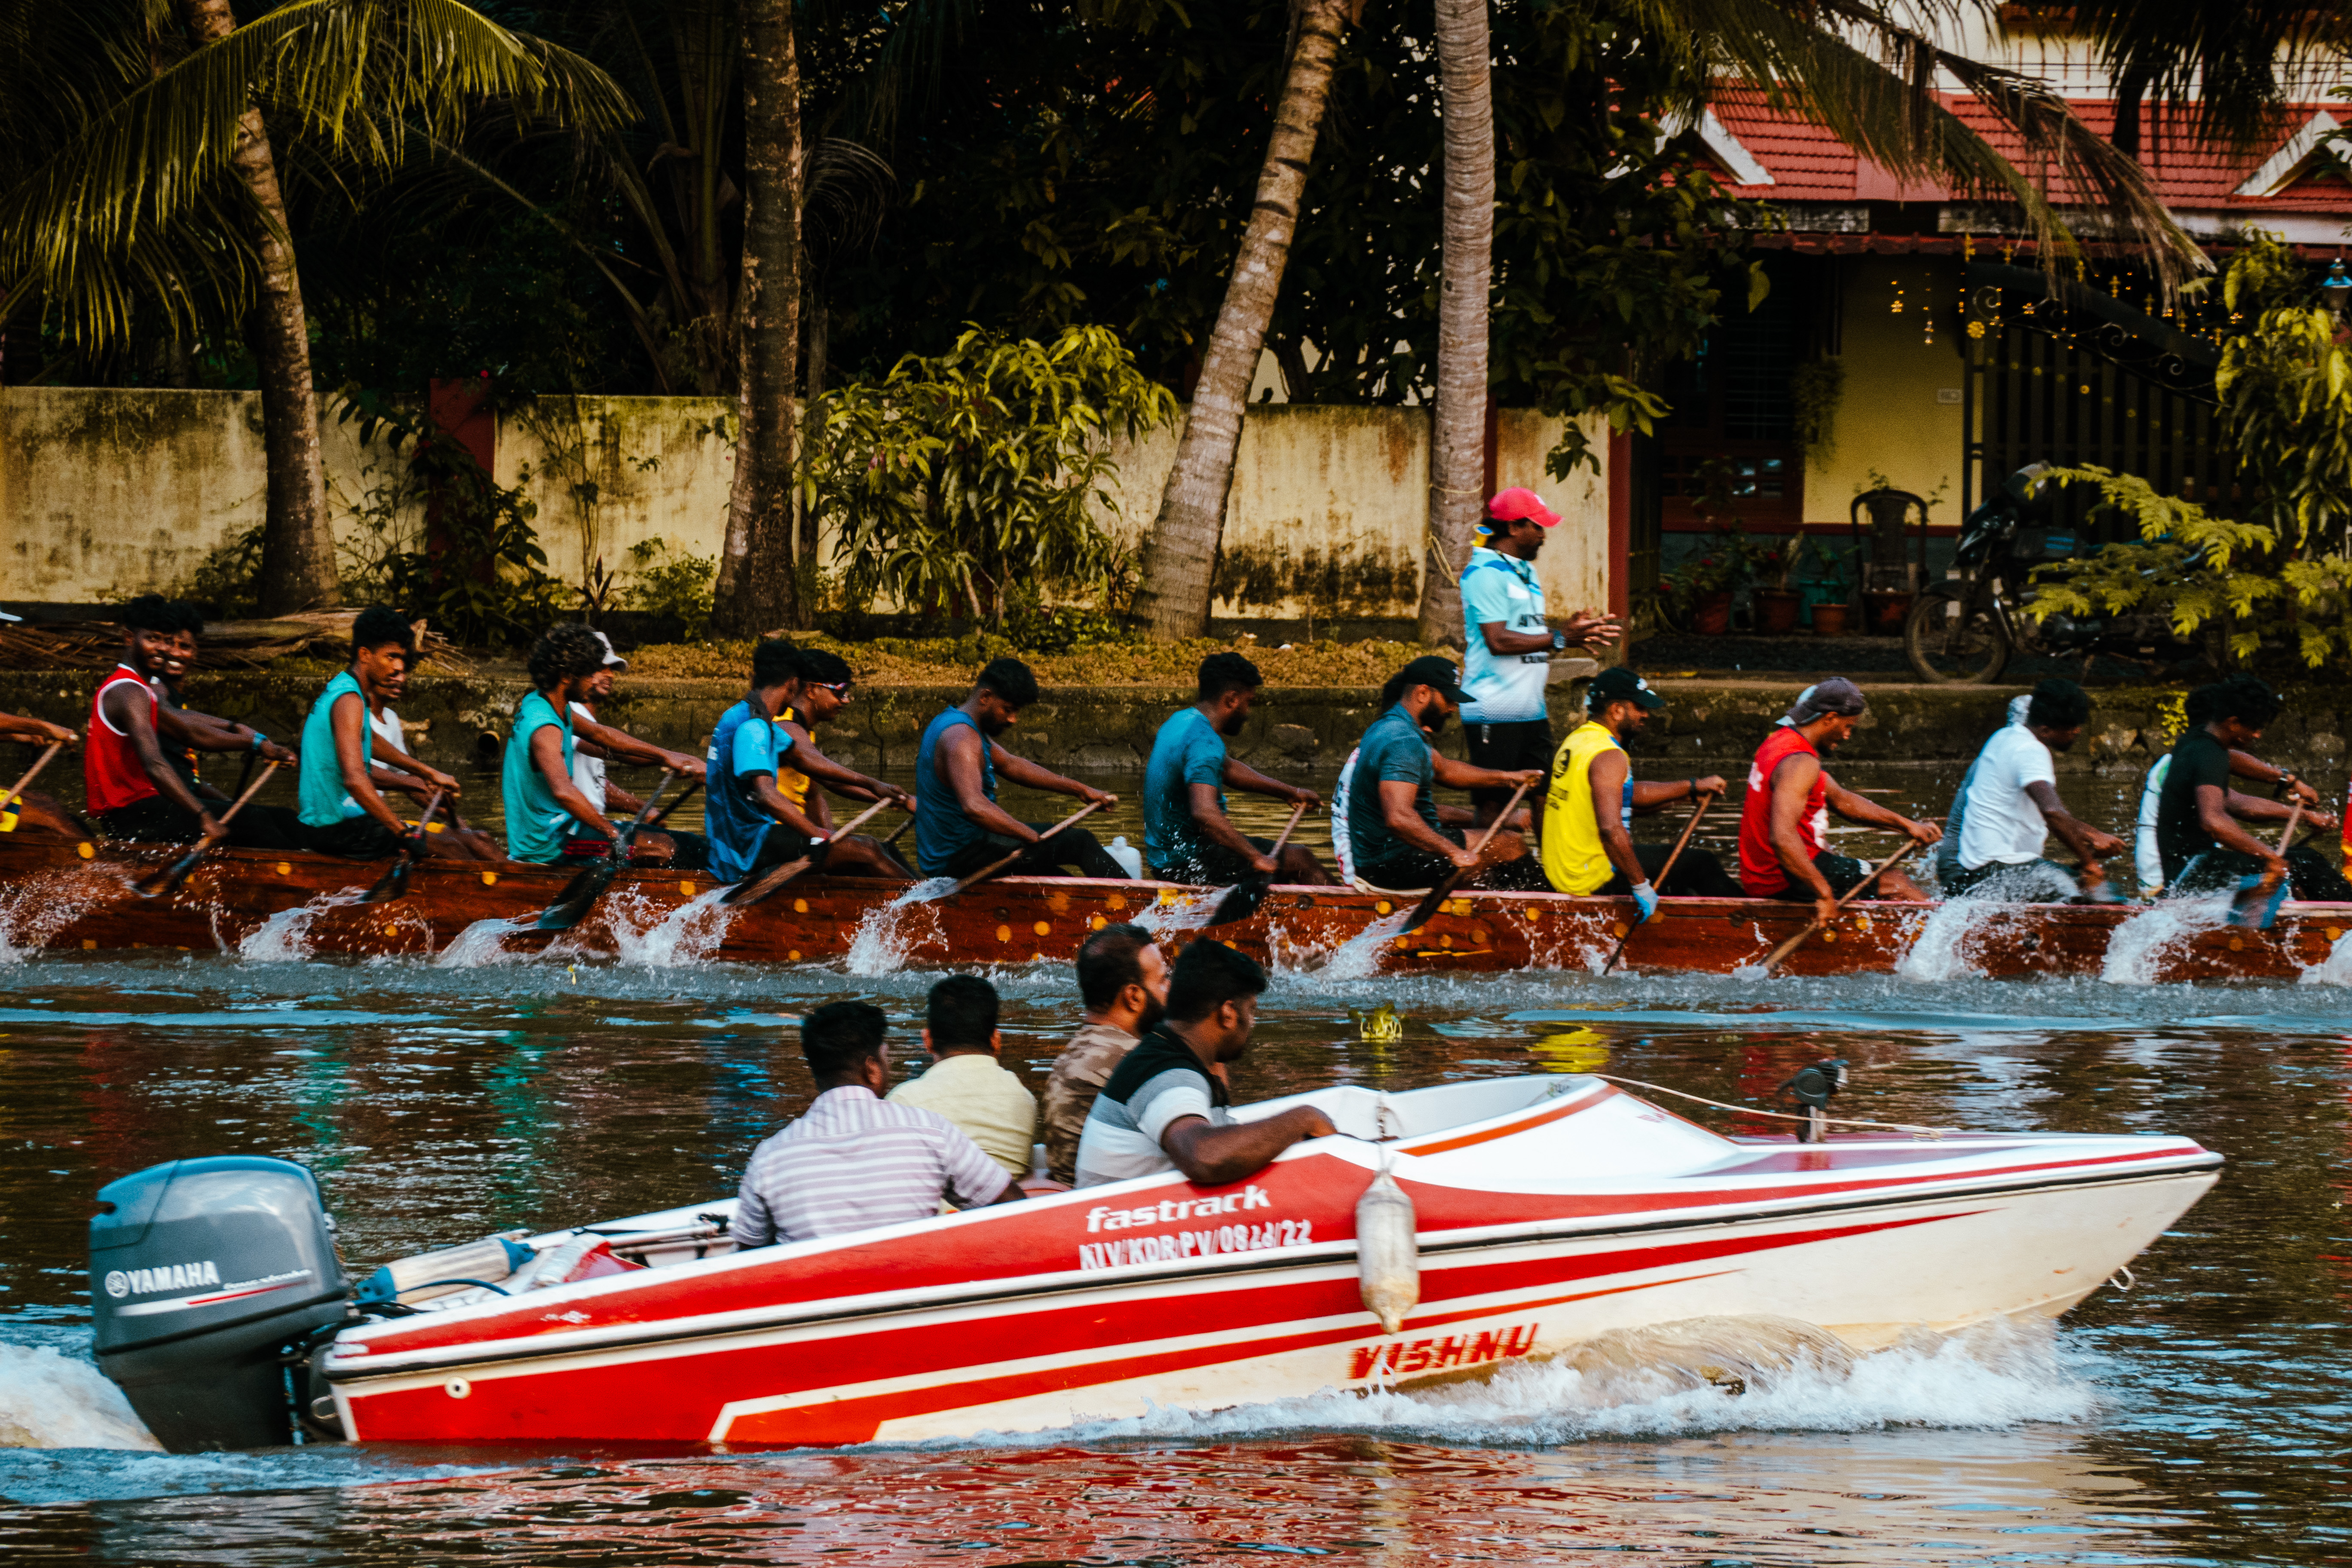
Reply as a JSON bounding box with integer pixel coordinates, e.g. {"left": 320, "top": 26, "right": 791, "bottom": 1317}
{"left": 2154, "top": 675, "right": 2349, "bottom": 900}
{"left": 87, "top": 595, "right": 304, "bottom": 850}
{"left": 763, "top": 646, "right": 913, "bottom": 878}
{"left": 1737, "top": 678, "right": 1942, "bottom": 922}
{"left": 886, "top": 975, "right": 1037, "bottom": 1179}
{"left": 2135, "top": 683, "right": 2318, "bottom": 898}
{"left": 1142, "top": 651, "right": 1329, "bottom": 886}
{"left": 1041, "top": 923, "right": 1170, "bottom": 1184}
{"left": 1540, "top": 666, "right": 1732, "bottom": 916}
{"left": 704, "top": 639, "right": 912, "bottom": 885}
{"left": 1075, "top": 939, "right": 1335, "bottom": 1188}
{"left": 1345, "top": 656, "right": 1544, "bottom": 891}
{"left": 565, "top": 628, "right": 709, "bottom": 869}
{"left": 1937, "top": 679, "right": 2125, "bottom": 900}
{"left": 915, "top": 658, "right": 1124, "bottom": 880}
{"left": 731, "top": 1000, "right": 1025, "bottom": 1246}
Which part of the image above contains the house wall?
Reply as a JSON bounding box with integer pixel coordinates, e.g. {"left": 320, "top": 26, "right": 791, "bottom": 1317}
{"left": 0, "top": 388, "right": 1611, "bottom": 630}
{"left": 1802, "top": 254, "right": 1970, "bottom": 533}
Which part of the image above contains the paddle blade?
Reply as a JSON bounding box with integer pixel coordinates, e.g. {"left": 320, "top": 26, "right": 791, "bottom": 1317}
{"left": 722, "top": 856, "right": 815, "bottom": 906}
{"left": 356, "top": 858, "right": 410, "bottom": 905}
{"left": 536, "top": 858, "right": 621, "bottom": 931}
{"left": 1205, "top": 877, "right": 1272, "bottom": 927}
{"left": 1397, "top": 876, "right": 1462, "bottom": 936}
{"left": 133, "top": 848, "right": 202, "bottom": 899}
{"left": 2227, "top": 873, "right": 2289, "bottom": 930}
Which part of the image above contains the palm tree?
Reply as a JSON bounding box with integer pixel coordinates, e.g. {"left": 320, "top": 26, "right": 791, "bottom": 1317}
{"left": 0, "top": 0, "right": 630, "bottom": 614}
{"left": 1423, "top": 0, "right": 1494, "bottom": 646}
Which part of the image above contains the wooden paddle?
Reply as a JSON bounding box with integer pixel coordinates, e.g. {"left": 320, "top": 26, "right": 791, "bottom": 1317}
{"left": 1205, "top": 798, "right": 1314, "bottom": 926}
{"left": 358, "top": 790, "right": 442, "bottom": 904}
{"left": 0, "top": 741, "right": 65, "bottom": 830}
{"left": 534, "top": 770, "right": 677, "bottom": 933}
{"left": 640, "top": 776, "right": 701, "bottom": 827}
{"left": 1755, "top": 839, "right": 1919, "bottom": 974}
{"left": 2228, "top": 801, "right": 2303, "bottom": 929}
{"left": 1398, "top": 779, "right": 1533, "bottom": 936}
{"left": 135, "top": 762, "right": 279, "bottom": 898}
{"left": 723, "top": 795, "right": 896, "bottom": 907}
{"left": 928, "top": 797, "right": 1112, "bottom": 901}
{"left": 1599, "top": 788, "right": 1721, "bottom": 974}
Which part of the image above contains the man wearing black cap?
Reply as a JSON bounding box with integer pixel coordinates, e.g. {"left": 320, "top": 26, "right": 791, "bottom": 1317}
{"left": 1540, "top": 668, "right": 1732, "bottom": 910}
{"left": 1736, "top": 678, "right": 1940, "bottom": 921}
{"left": 1344, "top": 655, "right": 1546, "bottom": 890}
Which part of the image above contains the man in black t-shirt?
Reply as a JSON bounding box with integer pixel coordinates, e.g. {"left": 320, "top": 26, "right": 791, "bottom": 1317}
{"left": 2156, "top": 676, "right": 2350, "bottom": 900}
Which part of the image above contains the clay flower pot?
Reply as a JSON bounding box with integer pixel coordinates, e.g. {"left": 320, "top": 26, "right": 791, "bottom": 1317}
{"left": 1810, "top": 603, "right": 1850, "bottom": 637}
{"left": 1865, "top": 589, "right": 1914, "bottom": 636}
{"left": 1754, "top": 589, "right": 1801, "bottom": 635}
{"left": 1691, "top": 592, "right": 1734, "bottom": 636}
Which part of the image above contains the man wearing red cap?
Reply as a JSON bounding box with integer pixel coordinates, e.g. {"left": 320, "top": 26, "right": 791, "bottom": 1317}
{"left": 1459, "top": 487, "right": 1620, "bottom": 829}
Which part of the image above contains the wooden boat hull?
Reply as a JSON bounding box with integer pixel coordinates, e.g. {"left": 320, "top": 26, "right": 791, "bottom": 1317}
{"left": 2, "top": 835, "right": 2349, "bottom": 981}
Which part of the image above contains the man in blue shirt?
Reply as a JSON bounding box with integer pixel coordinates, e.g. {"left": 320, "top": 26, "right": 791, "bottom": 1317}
{"left": 298, "top": 606, "right": 469, "bottom": 860}
{"left": 916, "top": 658, "right": 1124, "bottom": 880}
{"left": 1459, "top": 487, "right": 1621, "bottom": 827}
{"left": 706, "top": 639, "right": 912, "bottom": 883}
{"left": 1142, "top": 652, "right": 1329, "bottom": 885}
{"left": 1346, "top": 655, "right": 1546, "bottom": 891}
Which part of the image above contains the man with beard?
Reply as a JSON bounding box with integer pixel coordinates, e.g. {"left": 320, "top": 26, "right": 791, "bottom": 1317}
{"left": 1540, "top": 667, "right": 1732, "bottom": 909}
{"left": 1142, "top": 652, "right": 1329, "bottom": 885}
{"left": 1737, "top": 678, "right": 1942, "bottom": 919}
{"left": 915, "top": 657, "right": 1124, "bottom": 881}
{"left": 1939, "top": 679, "right": 2126, "bottom": 900}
{"left": 1040, "top": 922, "right": 1171, "bottom": 1184}
{"left": 1347, "top": 655, "right": 1545, "bottom": 891}
{"left": 2155, "top": 674, "right": 2351, "bottom": 900}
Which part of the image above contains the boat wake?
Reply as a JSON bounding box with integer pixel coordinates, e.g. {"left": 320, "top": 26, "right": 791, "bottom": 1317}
{"left": 0, "top": 1344, "right": 159, "bottom": 1450}
{"left": 1139, "top": 887, "right": 1228, "bottom": 936}
{"left": 1895, "top": 897, "right": 2014, "bottom": 983}
{"left": 611, "top": 887, "right": 738, "bottom": 968}
{"left": 0, "top": 867, "right": 112, "bottom": 963}
{"left": 1319, "top": 908, "right": 1413, "bottom": 979}
{"left": 236, "top": 890, "right": 365, "bottom": 964}
{"left": 2101, "top": 895, "right": 2232, "bottom": 984}
{"left": 434, "top": 916, "right": 536, "bottom": 968}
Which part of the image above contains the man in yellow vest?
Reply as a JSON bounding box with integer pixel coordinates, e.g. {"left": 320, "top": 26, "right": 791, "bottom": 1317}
{"left": 1541, "top": 668, "right": 1735, "bottom": 916}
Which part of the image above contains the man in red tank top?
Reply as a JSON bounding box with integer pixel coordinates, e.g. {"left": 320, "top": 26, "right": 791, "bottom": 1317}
{"left": 1736, "top": 679, "right": 1940, "bottom": 923}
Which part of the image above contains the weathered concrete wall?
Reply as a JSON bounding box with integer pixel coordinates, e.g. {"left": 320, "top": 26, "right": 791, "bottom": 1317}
{"left": 3, "top": 388, "right": 1610, "bottom": 628}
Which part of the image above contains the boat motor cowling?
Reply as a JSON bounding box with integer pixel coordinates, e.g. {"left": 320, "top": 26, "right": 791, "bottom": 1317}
{"left": 90, "top": 1156, "right": 349, "bottom": 1452}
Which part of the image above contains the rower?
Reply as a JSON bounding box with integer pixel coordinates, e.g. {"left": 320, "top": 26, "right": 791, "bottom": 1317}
{"left": 1074, "top": 939, "right": 1334, "bottom": 1188}
{"left": 885, "top": 975, "right": 1038, "bottom": 1180}
{"left": 705, "top": 639, "right": 911, "bottom": 885}
{"left": 2154, "top": 675, "right": 2349, "bottom": 900}
{"left": 1142, "top": 652, "right": 1328, "bottom": 885}
{"left": 0, "top": 609, "right": 83, "bottom": 837}
{"left": 730, "top": 1001, "right": 1023, "bottom": 1248}
{"left": 1939, "top": 679, "right": 2125, "bottom": 900}
{"left": 1458, "top": 487, "right": 1622, "bottom": 827}
{"left": 1540, "top": 667, "right": 1733, "bottom": 912}
{"left": 915, "top": 658, "right": 1124, "bottom": 880}
{"left": 298, "top": 608, "right": 473, "bottom": 861}
{"left": 1736, "top": 679, "right": 1941, "bottom": 921}
{"left": 88, "top": 596, "right": 303, "bottom": 850}
{"left": 1345, "top": 655, "right": 1545, "bottom": 891}
{"left": 2135, "top": 685, "right": 2317, "bottom": 898}
{"left": 351, "top": 620, "right": 500, "bottom": 861}
{"left": 559, "top": 629, "right": 709, "bottom": 870}
{"left": 770, "top": 647, "right": 913, "bottom": 877}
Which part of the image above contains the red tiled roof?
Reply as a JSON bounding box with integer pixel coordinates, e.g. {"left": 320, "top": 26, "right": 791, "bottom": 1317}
{"left": 1705, "top": 89, "right": 2352, "bottom": 214}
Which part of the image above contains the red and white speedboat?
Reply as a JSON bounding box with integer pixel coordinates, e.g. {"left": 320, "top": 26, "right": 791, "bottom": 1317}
{"left": 92, "top": 1074, "right": 2220, "bottom": 1451}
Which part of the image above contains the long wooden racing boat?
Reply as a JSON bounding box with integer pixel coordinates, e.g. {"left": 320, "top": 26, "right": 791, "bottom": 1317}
{"left": 2, "top": 834, "right": 2349, "bottom": 981}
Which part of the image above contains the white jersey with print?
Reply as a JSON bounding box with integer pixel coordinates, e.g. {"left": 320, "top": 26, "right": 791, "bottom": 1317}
{"left": 570, "top": 700, "right": 608, "bottom": 814}
{"left": 1331, "top": 746, "right": 1359, "bottom": 882}
{"left": 2135, "top": 755, "right": 2170, "bottom": 893}
{"left": 1458, "top": 546, "right": 1550, "bottom": 723}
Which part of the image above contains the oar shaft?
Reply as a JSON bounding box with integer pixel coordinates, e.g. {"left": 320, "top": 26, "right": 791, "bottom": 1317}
{"left": 0, "top": 741, "right": 64, "bottom": 817}
{"left": 1400, "top": 779, "right": 1533, "bottom": 936}
{"left": 1267, "top": 799, "right": 1311, "bottom": 857}
{"left": 944, "top": 797, "right": 1111, "bottom": 897}
{"left": 214, "top": 759, "right": 281, "bottom": 829}
{"left": 1758, "top": 840, "right": 1918, "bottom": 975}
{"left": 723, "top": 796, "right": 898, "bottom": 906}
{"left": 1601, "top": 788, "right": 1720, "bottom": 976}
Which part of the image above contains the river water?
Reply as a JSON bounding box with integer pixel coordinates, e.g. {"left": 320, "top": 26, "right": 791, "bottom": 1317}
{"left": 0, "top": 762, "right": 2345, "bottom": 1564}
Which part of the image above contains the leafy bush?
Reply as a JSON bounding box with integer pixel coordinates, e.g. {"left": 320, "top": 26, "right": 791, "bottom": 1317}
{"left": 622, "top": 537, "right": 718, "bottom": 641}
{"left": 175, "top": 524, "right": 267, "bottom": 619}
{"left": 2022, "top": 466, "right": 2278, "bottom": 661}
{"left": 339, "top": 438, "right": 569, "bottom": 646}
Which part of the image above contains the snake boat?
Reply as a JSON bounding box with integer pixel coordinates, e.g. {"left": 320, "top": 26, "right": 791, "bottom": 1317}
{"left": 2, "top": 833, "right": 2350, "bottom": 980}
{"left": 89, "top": 1072, "right": 2221, "bottom": 1451}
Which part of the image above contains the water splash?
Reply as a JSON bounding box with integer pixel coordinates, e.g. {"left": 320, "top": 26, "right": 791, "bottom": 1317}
{"left": 0, "top": 868, "right": 111, "bottom": 964}
{"left": 1318, "top": 908, "right": 1412, "bottom": 980}
{"left": 2101, "top": 895, "right": 2231, "bottom": 985}
{"left": 612, "top": 886, "right": 738, "bottom": 968}
{"left": 1137, "top": 887, "right": 1226, "bottom": 935}
{"left": 847, "top": 897, "right": 942, "bottom": 976}
{"left": 236, "top": 890, "right": 365, "bottom": 964}
{"left": 894, "top": 878, "right": 956, "bottom": 906}
{"left": 0, "top": 1345, "right": 159, "bottom": 1450}
{"left": 2300, "top": 922, "right": 2352, "bottom": 985}
{"left": 1895, "top": 897, "right": 2013, "bottom": 983}
{"left": 434, "top": 916, "right": 535, "bottom": 968}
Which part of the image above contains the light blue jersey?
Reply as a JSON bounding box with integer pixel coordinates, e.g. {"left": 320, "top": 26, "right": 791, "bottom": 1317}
{"left": 1459, "top": 546, "right": 1550, "bottom": 723}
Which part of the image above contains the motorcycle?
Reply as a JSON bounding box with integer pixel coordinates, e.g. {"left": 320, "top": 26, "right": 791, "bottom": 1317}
{"left": 1903, "top": 463, "right": 2216, "bottom": 683}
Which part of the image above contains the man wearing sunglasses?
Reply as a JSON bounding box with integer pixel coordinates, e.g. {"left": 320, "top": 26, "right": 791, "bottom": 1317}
{"left": 771, "top": 647, "right": 917, "bottom": 879}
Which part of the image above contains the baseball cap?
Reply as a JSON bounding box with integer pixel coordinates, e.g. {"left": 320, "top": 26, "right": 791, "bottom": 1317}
{"left": 590, "top": 629, "right": 628, "bottom": 671}
{"left": 1782, "top": 677, "right": 1867, "bottom": 726}
{"left": 1396, "top": 655, "right": 1470, "bottom": 704}
{"left": 1481, "top": 487, "right": 1562, "bottom": 532}
{"left": 1588, "top": 666, "right": 1664, "bottom": 711}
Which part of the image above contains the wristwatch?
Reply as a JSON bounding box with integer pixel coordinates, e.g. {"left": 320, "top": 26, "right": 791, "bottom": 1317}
{"left": 1550, "top": 630, "right": 1568, "bottom": 652}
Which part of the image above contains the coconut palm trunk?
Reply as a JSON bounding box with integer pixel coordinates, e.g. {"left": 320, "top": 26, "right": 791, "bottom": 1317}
{"left": 1421, "top": 0, "right": 1495, "bottom": 647}
{"left": 715, "top": 0, "right": 804, "bottom": 636}
{"left": 1129, "top": 0, "right": 1351, "bottom": 642}
{"left": 182, "top": 0, "right": 340, "bottom": 614}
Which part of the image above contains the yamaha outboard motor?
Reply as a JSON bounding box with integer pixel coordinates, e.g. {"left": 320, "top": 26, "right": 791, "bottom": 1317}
{"left": 89, "top": 1157, "right": 349, "bottom": 1451}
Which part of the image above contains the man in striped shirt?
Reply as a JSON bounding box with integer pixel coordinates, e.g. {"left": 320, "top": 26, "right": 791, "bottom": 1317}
{"left": 731, "top": 1001, "right": 1025, "bottom": 1247}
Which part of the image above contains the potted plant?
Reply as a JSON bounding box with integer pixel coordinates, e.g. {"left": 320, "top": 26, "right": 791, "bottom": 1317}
{"left": 1807, "top": 542, "right": 1861, "bottom": 637}
{"left": 1747, "top": 534, "right": 1808, "bottom": 635}
{"left": 1673, "top": 547, "right": 1742, "bottom": 635}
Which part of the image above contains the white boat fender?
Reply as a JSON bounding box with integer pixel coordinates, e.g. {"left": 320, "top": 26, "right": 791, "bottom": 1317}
{"left": 357, "top": 1233, "right": 536, "bottom": 1306}
{"left": 1355, "top": 1161, "right": 1420, "bottom": 1334}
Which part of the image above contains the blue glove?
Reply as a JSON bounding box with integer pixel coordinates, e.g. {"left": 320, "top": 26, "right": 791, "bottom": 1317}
{"left": 1631, "top": 881, "right": 1659, "bottom": 922}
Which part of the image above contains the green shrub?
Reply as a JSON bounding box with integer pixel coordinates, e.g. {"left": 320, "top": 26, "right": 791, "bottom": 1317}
{"left": 622, "top": 537, "right": 718, "bottom": 641}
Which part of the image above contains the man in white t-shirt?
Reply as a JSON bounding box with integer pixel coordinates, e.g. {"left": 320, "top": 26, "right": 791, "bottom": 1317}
{"left": 567, "top": 630, "right": 708, "bottom": 867}
{"left": 1942, "top": 679, "right": 2125, "bottom": 900}
{"left": 1457, "top": 487, "right": 1620, "bottom": 828}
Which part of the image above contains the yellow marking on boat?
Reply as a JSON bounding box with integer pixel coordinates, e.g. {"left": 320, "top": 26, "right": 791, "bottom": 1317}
{"left": 481, "top": 872, "right": 498, "bottom": 886}
{"left": 787, "top": 950, "right": 802, "bottom": 962}
{"left": 82, "top": 939, "right": 95, "bottom": 949}
{"left": 680, "top": 882, "right": 694, "bottom": 896}
{"left": 1158, "top": 889, "right": 1180, "bottom": 907}
{"left": 276, "top": 862, "right": 291, "bottom": 876}
{"left": 1449, "top": 898, "right": 1472, "bottom": 916}
{"left": 1106, "top": 893, "right": 1126, "bottom": 911}
{"left": 1375, "top": 900, "right": 1393, "bottom": 916}
{"left": 1089, "top": 915, "right": 1107, "bottom": 931}
{"left": 1524, "top": 906, "right": 1541, "bottom": 921}
{"left": 1611, "top": 922, "right": 1628, "bottom": 938}
{"left": 995, "top": 924, "right": 1012, "bottom": 943}
{"left": 792, "top": 898, "right": 808, "bottom": 913}
{"left": 78, "top": 842, "right": 95, "bottom": 859}
{"left": 1033, "top": 921, "right": 1051, "bottom": 937}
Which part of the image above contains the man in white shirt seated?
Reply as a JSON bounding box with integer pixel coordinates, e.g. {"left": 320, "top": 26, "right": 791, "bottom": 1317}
{"left": 1075, "top": 939, "right": 1334, "bottom": 1188}
{"left": 730, "top": 1001, "right": 1025, "bottom": 1246}
{"left": 1939, "top": 679, "right": 2125, "bottom": 901}
{"left": 887, "top": 974, "right": 1038, "bottom": 1179}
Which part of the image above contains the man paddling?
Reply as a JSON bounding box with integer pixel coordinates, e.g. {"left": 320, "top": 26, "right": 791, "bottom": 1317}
{"left": 768, "top": 646, "right": 913, "bottom": 877}
{"left": 88, "top": 596, "right": 303, "bottom": 850}
{"left": 1737, "top": 679, "right": 1941, "bottom": 920}
{"left": 298, "top": 608, "right": 473, "bottom": 861}
{"left": 1458, "top": 487, "right": 1623, "bottom": 827}
{"left": 706, "top": 639, "right": 911, "bottom": 885}
{"left": 2134, "top": 685, "right": 2317, "bottom": 898}
{"left": 1347, "top": 655, "right": 1544, "bottom": 891}
{"left": 1540, "top": 667, "right": 1733, "bottom": 910}
{"left": 568, "top": 629, "right": 708, "bottom": 868}
{"left": 2155, "top": 675, "right": 2350, "bottom": 900}
{"left": 916, "top": 658, "right": 1124, "bottom": 881}
{"left": 1143, "top": 652, "right": 1329, "bottom": 885}
{"left": 1939, "top": 680, "right": 2125, "bottom": 900}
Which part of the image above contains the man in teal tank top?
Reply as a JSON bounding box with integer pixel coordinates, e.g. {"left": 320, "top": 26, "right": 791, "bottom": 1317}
{"left": 916, "top": 658, "right": 1125, "bottom": 880}
{"left": 502, "top": 625, "right": 622, "bottom": 864}
{"left": 296, "top": 606, "right": 471, "bottom": 860}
